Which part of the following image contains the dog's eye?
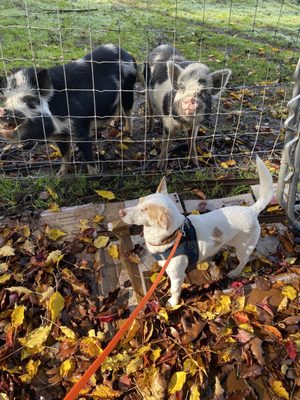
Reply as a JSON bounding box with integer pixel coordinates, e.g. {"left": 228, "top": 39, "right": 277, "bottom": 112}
{"left": 142, "top": 206, "right": 148, "bottom": 212}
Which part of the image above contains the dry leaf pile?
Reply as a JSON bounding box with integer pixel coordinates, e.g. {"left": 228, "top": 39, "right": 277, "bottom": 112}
{"left": 0, "top": 220, "right": 299, "bottom": 400}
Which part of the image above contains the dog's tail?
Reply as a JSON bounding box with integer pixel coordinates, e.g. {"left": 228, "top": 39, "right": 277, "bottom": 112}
{"left": 251, "top": 156, "right": 273, "bottom": 215}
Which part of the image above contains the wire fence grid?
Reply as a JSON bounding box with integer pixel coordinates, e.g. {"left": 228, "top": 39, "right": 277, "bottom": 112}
{"left": 0, "top": 0, "right": 299, "bottom": 178}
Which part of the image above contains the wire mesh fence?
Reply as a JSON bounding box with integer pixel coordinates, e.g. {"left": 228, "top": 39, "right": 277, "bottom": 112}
{"left": 0, "top": 0, "right": 299, "bottom": 178}
{"left": 277, "top": 57, "right": 300, "bottom": 229}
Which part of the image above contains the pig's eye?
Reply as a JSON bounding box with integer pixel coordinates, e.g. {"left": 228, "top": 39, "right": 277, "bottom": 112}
{"left": 179, "top": 83, "right": 185, "bottom": 91}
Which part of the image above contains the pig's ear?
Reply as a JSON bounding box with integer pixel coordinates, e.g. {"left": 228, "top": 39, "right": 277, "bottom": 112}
{"left": 28, "top": 68, "right": 52, "bottom": 97}
{"left": 210, "top": 69, "right": 231, "bottom": 97}
{"left": 156, "top": 176, "right": 168, "bottom": 195}
{"left": 167, "top": 61, "right": 183, "bottom": 89}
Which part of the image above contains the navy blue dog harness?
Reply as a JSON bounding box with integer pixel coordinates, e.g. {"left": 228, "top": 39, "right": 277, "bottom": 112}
{"left": 152, "top": 217, "right": 199, "bottom": 271}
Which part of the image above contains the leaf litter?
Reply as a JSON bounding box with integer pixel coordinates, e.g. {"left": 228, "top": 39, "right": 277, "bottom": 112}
{"left": 0, "top": 216, "right": 299, "bottom": 400}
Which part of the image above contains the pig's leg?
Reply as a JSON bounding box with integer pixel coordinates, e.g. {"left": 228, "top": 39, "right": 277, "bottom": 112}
{"left": 157, "top": 127, "right": 171, "bottom": 169}
{"left": 187, "top": 125, "right": 199, "bottom": 167}
{"left": 146, "top": 92, "right": 155, "bottom": 132}
{"left": 56, "top": 141, "right": 71, "bottom": 176}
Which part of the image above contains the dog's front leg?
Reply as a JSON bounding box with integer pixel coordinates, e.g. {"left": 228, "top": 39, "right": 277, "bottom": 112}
{"left": 160, "top": 255, "right": 188, "bottom": 307}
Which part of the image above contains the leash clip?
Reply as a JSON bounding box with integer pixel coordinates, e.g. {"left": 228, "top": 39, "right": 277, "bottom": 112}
{"left": 180, "top": 224, "right": 186, "bottom": 237}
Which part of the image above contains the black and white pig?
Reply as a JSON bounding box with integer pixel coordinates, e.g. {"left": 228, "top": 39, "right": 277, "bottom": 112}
{"left": 0, "top": 44, "right": 137, "bottom": 175}
{"left": 144, "top": 44, "right": 231, "bottom": 168}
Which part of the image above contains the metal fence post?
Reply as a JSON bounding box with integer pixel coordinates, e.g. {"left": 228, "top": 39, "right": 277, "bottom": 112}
{"left": 277, "top": 58, "right": 300, "bottom": 229}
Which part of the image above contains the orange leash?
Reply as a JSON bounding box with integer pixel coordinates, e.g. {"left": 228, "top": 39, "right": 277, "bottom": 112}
{"left": 64, "top": 231, "right": 183, "bottom": 400}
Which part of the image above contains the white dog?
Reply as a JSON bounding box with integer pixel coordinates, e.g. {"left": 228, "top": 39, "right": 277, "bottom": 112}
{"left": 119, "top": 157, "right": 273, "bottom": 306}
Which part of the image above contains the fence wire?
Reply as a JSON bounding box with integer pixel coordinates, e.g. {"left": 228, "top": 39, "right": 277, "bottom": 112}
{"left": 0, "top": 0, "right": 299, "bottom": 178}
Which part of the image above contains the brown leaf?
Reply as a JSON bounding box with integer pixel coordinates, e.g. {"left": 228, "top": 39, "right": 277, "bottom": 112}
{"left": 248, "top": 337, "right": 265, "bottom": 366}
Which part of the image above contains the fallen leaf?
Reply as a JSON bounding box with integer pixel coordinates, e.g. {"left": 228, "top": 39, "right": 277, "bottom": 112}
{"left": 46, "top": 187, "right": 58, "bottom": 200}
{"left": 91, "top": 385, "right": 120, "bottom": 398}
{"left": 168, "top": 371, "right": 187, "bottom": 394}
{"left": 45, "top": 250, "right": 63, "bottom": 266}
{"left": 0, "top": 273, "right": 12, "bottom": 284}
{"left": 59, "top": 359, "right": 75, "bottom": 377}
{"left": 271, "top": 380, "right": 289, "bottom": 400}
{"left": 45, "top": 226, "right": 66, "bottom": 241}
{"left": 11, "top": 305, "right": 25, "bottom": 328}
{"left": 48, "top": 291, "right": 65, "bottom": 321}
{"left": 108, "top": 244, "right": 119, "bottom": 259}
{"left": 95, "top": 190, "right": 116, "bottom": 200}
{"left": 94, "top": 236, "right": 110, "bottom": 249}
{"left": 0, "top": 245, "right": 15, "bottom": 257}
{"left": 282, "top": 285, "right": 297, "bottom": 301}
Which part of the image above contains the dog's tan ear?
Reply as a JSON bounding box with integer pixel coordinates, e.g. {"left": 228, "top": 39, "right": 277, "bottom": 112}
{"left": 156, "top": 176, "right": 168, "bottom": 195}
{"left": 145, "top": 204, "right": 170, "bottom": 230}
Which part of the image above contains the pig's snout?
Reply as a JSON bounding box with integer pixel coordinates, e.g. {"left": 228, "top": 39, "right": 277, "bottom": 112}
{"left": 119, "top": 208, "right": 126, "bottom": 218}
{"left": 0, "top": 108, "right": 6, "bottom": 118}
{"left": 181, "top": 97, "right": 199, "bottom": 115}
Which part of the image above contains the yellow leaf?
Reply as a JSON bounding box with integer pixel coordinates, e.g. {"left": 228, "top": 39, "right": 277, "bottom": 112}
{"left": 183, "top": 358, "right": 198, "bottom": 376}
{"left": 45, "top": 250, "right": 63, "bottom": 266}
{"left": 196, "top": 261, "right": 209, "bottom": 271}
{"left": 94, "top": 236, "right": 110, "bottom": 249}
{"left": 0, "top": 273, "right": 12, "bottom": 284}
{"left": 48, "top": 202, "right": 60, "bottom": 212}
{"left": 59, "top": 326, "right": 76, "bottom": 339}
{"left": 40, "top": 286, "right": 54, "bottom": 303}
{"left": 22, "top": 225, "right": 31, "bottom": 237}
{"left": 150, "top": 347, "right": 162, "bottom": 363}
{"left": 11, "top": 305, "right": 25, "bottom": 328}
{"left": 158, "top": 308, "right": 169, "bottom": 322}
{"left": 7, "top": 286, "right": 32, "bottom": 295}
{"left": 126, "top": 357, "right": 143, "bottom": 374}
{"left": 80, "top": 337, "right": 102, "bottom": 357}
{"left": 220, "top": 159, "right": 236, "bottom": 169}
{"left": 215, "top": 295, "right": 231, "bottom": 315}
{"left": 46, "top": 187, "right": 58, "bottom": 200}
{"left": 168, "top": 371, "right": 187, "bottom": 394}
{"left": 278, "top": 296, "right": 289, "bottom": 312}
{"left": 0, "top": 262, "right": 9, "bottom": 273}
{"left": 267, "top": 205, "right": 280, "bottom": 213}
{"left": 101, "top": 352, "right": 131, "bottom": 372}
{"left": 108, "top": 244, "right": 119, "bottom": 260}
{"left": 91, "top": 385, "right": 120, "bottom": 399}
{"left": 20, "top": 359, "right": 41, "bottom": 383}
{"left": 124, "top": 318, "right": 140, "bottom": 344}
{"left": 282, "top": 285, "right": 297, "bottom": 301}
{"left": 49, "top": 144, "right": 62, "bottom": 158}
{"left": 19, "top": 325, "right": 51, "bottom": 350}
{"left": 244, "top": 304, "right": 257, "bottom": 314}
{"left": 190, "top": 384, "right": 200, "bottom": 400}
{"left": 0, "top": 245, "right": 15, "bottom": 257}
{"left": 48, "top": 291, "right": 65, "bottom": 321}
{"left": 45, "top": 226, "right": 66, "bottom": 241}
{"left": 271, "top": 380, "right": 289, "bottom": 400}
{"left": 150, "top": 272, "right": 166, "bottom": 284}
{"left": 95, "top": 190, "right": 115, "bottom": 200}
{"left": 190, "top": 210, "right": 200, "bottom": 215}
{"left": 59, "top": 359, "right": 75, "bottom": 377}
{"left": 93, "top": 214, "right": 104, "bottom": 223}
{"left": 118, "top": 143, "right": 129, "bottom": 150}
{"left": 238, "top": 323, "right": 254, "bottom": 332}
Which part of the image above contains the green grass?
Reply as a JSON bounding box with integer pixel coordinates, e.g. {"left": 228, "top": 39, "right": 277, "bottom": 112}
{"left": 0, "top": 0, "right": 296, "bottom": 211}
{"left": 1, "top": 0, "right": 299, "bottom": 84}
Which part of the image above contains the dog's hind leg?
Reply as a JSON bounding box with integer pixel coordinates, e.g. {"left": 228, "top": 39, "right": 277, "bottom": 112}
{"left": 162, "top": 256, "right": 188, "bottom": 307}
{"left": 228, "top": 226, "right": 261, "bottom": 279}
